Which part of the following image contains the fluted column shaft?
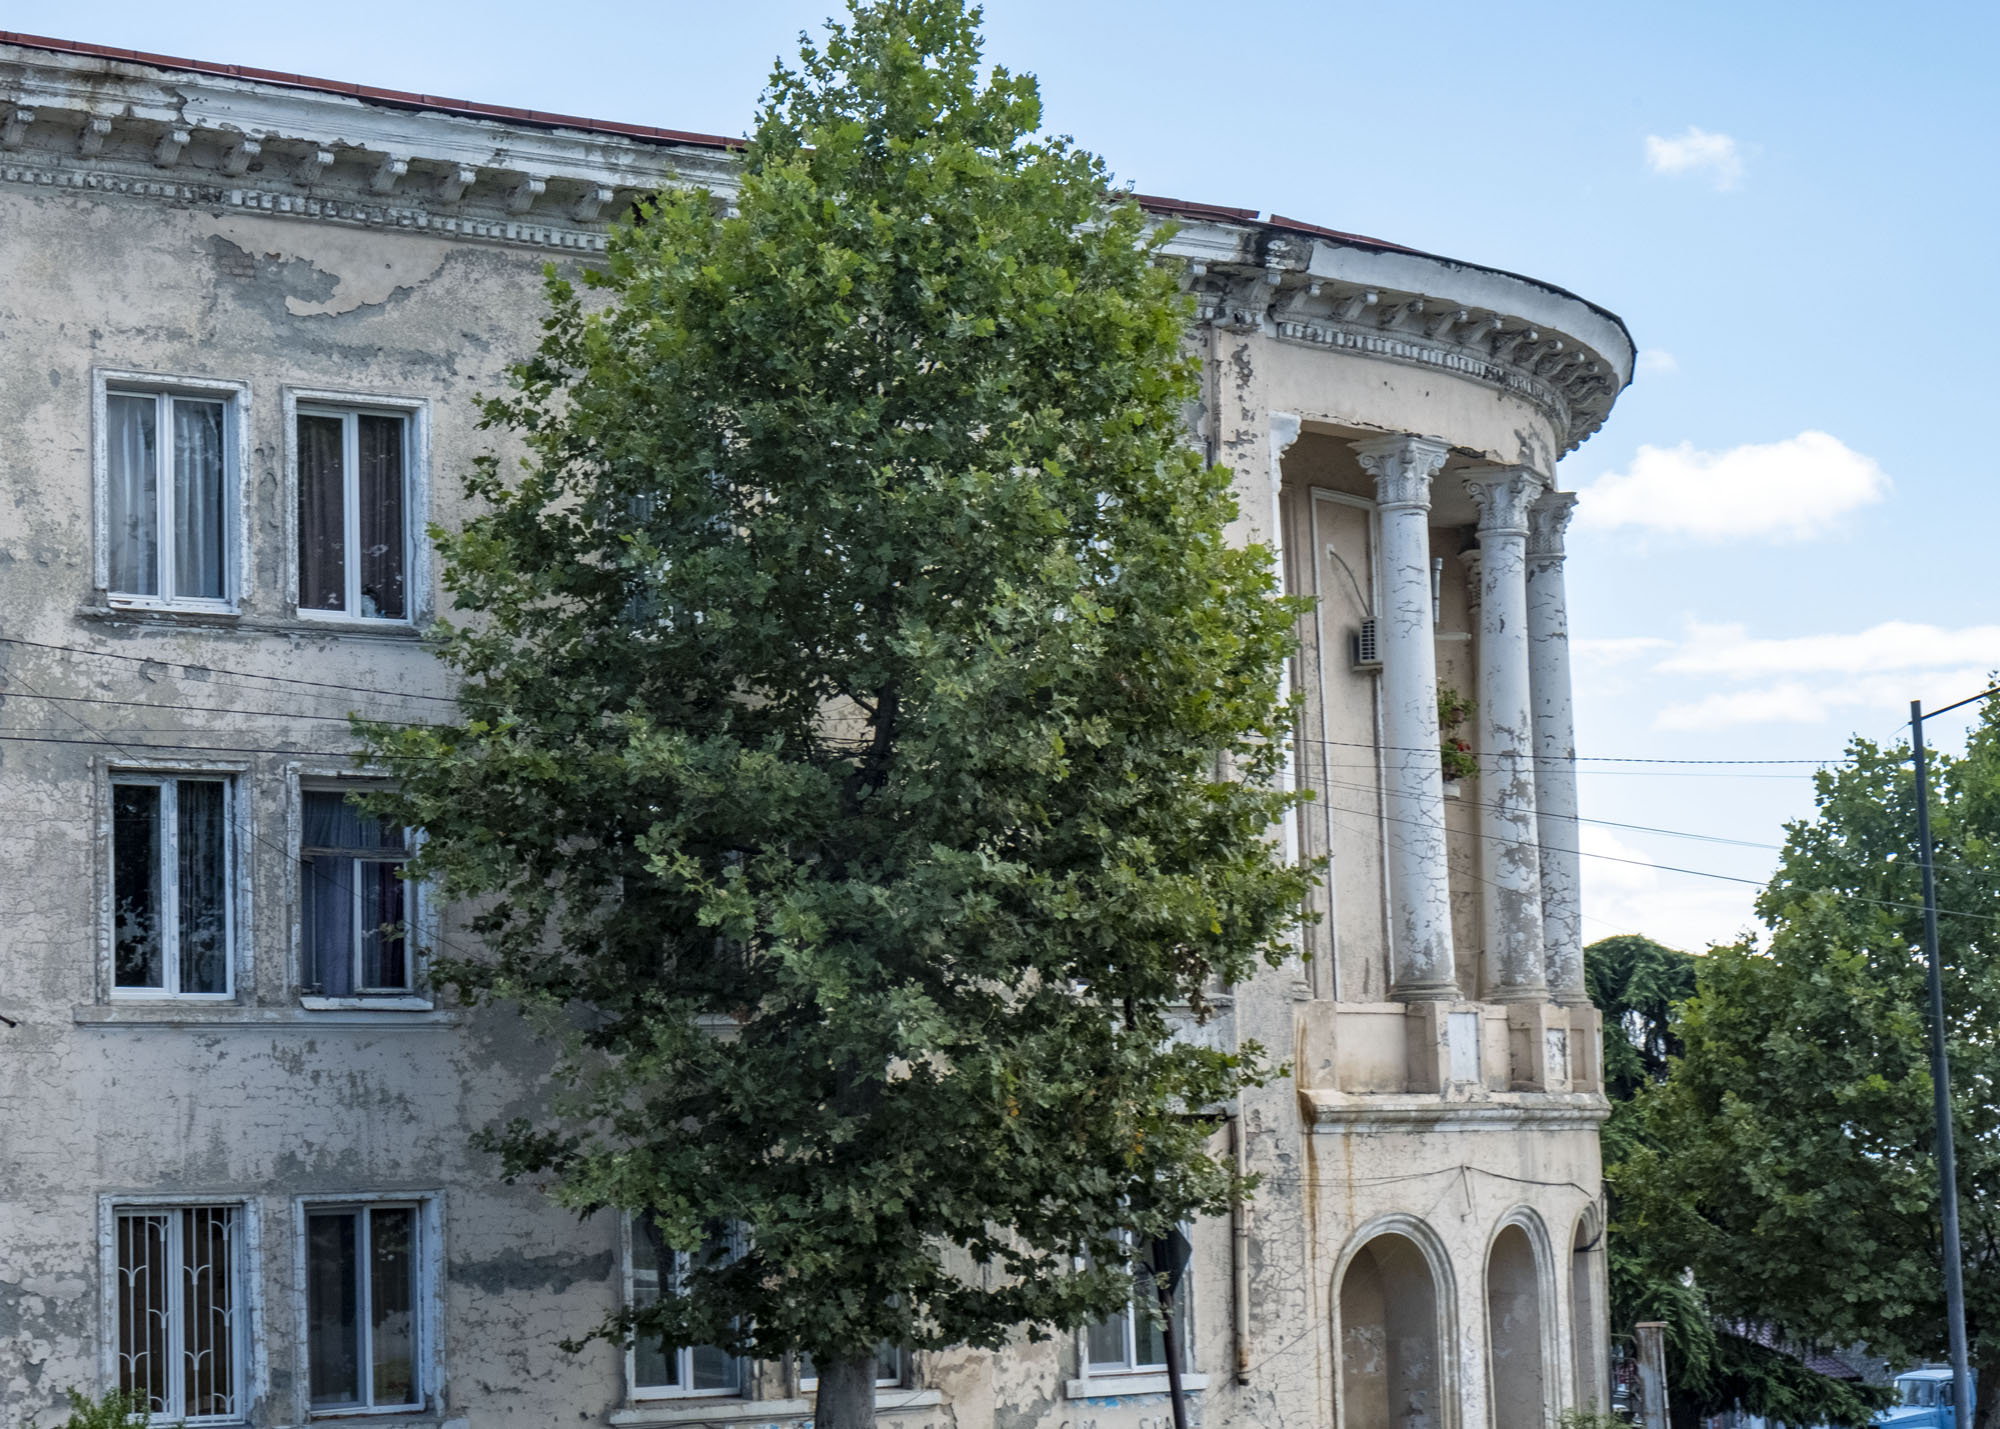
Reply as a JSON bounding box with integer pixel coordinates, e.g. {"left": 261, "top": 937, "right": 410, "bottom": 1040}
{"left": 1351, "top": 435, "right": 1457, "bottom": 1001}
{"left": 1528, "top": 491, "right": 1585, "bottom": 1003}
{"left": 1464, "top": 467, "right": 1547, "bottom": 1001}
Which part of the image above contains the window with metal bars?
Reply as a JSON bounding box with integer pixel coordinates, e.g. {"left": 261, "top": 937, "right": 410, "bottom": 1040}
{"left": 115, "top": 1205, "right": 242, "bottom": 1423}
{"left": 111, "top": 775, "right": 233, "bottom": 998}
{"left": 296, "top": 407, "right": 410, "bottom": 621}
{"left": 306, "top": 1203, "right": 423, "bottom": 1412}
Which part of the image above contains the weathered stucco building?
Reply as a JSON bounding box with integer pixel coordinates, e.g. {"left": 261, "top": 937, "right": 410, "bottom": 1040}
{"left": 0, "top": 31, "right": 1632, "bottom": 1429}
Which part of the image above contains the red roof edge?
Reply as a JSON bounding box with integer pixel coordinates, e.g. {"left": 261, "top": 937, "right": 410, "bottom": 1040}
{"left": 0, "top": 30, "right": 745, "bottom": 152}
{"left": 1129, "top": 192, "right": 1261, "bottom": 224}
{"left": 1266, "top": 213, "right": 1422, "bottom": 256}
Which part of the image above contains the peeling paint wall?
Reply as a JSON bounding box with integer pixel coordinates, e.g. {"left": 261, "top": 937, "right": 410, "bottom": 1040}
{"left": 0, "top": 42, "right": 1625, "bottom": 1429}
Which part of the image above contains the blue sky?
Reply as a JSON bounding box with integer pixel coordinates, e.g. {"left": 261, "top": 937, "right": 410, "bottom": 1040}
{"left": 21, "top": 0, "right": 1999, "bottom": 949}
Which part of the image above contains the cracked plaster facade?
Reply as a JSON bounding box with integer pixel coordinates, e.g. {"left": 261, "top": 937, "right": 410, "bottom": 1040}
{"left": 0, "top": 35, "right": 1632, "bottom": 1429}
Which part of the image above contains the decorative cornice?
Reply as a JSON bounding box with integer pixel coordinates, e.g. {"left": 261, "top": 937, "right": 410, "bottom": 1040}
{"left": 0, "top": 42, "right": 738, "bottom": 255}
{"left": 1350, "top": 435, "right": 1451, "bottom": 511}
{"left": 1462, "top": 466, "right": 1546, "bottom": 536}
{"left": 1526, "top": 490, "right": 1580, "bottom": 565}
{"left": 1180, "top": 255, "right": 1626, "bottom": 456}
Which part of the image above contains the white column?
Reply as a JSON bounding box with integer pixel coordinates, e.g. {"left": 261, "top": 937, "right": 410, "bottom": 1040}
{"left": 1464, "top": 467, "right": 1547, "bottom": 1002}
{"left": 1528, "top": 491, "right": 1585, "bottom": 1004}
{"left": 1350, "top": 435, "right": 1457, "bottom": 1001}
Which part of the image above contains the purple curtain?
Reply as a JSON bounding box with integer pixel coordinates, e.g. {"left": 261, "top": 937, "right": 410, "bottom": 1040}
{"left": 298, "top": 414, "right": 346, "bottom": 609}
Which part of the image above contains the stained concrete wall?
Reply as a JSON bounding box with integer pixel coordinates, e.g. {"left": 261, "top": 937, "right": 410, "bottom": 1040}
{"left": 0, "top": 43, "right": 1621, "bottom": 1429}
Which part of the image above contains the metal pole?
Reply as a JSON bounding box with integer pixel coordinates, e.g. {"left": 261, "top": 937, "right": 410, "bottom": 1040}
{"left": 1151, "top": 1232, "right": 1192, "bottom": 1429}
{"left": 1912, "top": 700, "right": 1974, "bottom": 1425}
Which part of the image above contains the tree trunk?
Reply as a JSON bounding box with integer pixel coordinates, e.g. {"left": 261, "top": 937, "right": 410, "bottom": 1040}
{"left": 814, "top": 1353, "right": 878, "bottom": 1429}
{"left": 1975, "top": 1355, "right": 1998, "bottom": 1429}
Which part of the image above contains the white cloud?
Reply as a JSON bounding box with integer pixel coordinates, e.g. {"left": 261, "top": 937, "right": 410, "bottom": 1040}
{"left": 1574, "top": 636, "right": 1674, "bottom": 666}
{"left": 1635, "top": 621, "right": 2000, "bottom": 731}
{"left": 1635, "top": 348, "right": 1679, "bottom": 377}
{"left": 1660, "top": 622, "right": 2000, "bottom": 679}
{"left": 1645, "top": 126, "right": 1745, "bottom": 190}
{"left": 1574, "top": 431, "right": 1890, "bottom": 542}
{"left": 1578, "top": 825, "right": 1761, "bottom": 951}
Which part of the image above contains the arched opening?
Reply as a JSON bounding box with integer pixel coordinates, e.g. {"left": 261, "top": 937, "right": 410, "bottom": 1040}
{"left": 1487, "top": 1223, "right": 1547, "bottom": 1428}
{"left": 1570, "top": 1215, "right": 1602, "bottom": 1409}
{"left": 1339, "top": 1232, "right": 1442, "bottom": 1429}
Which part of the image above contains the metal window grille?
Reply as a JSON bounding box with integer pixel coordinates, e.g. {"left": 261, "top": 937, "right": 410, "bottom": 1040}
{"left": 116, "top": 1206, "right": 240, "bottom": 1422}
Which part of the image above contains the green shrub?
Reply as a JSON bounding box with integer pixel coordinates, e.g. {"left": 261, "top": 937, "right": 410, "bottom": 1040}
{"left": 46, "top": 1389, "right": 162, "bottom": 1428}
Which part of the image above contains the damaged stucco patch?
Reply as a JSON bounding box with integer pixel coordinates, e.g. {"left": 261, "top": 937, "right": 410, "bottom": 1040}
{"left": 198, "top": 213, "right": 452, "bottom": 317}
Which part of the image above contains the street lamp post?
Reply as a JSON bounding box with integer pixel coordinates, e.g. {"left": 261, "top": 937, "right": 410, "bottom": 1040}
{"left": 1910, "top": 687, "right": 1996, "bottom": 1426}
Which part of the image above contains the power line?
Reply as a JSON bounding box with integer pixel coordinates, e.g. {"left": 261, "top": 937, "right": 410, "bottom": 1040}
{"left": 3, "top": 633, "right": 1873, "bottom": 768}
{"left": 1300, "top": 771, "right": 2000, "bottom": 928}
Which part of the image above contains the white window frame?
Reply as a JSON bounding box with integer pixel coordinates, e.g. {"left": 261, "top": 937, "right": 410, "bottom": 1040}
{"left": 1069, "top": 1229, "right": 1203, "bottom": 1398}
{"left": 293, "top": 1192, "right": 444, "bottom": 1420}
{"left": 797, "top": 1343, "right": 906, "bottom": 1392}
{"left": 107, "top": 769, "right": 241, "bottom": 1001}
{"left": 621, "top": 1214, "right": 744, "bottom": 1401}
{"left": 98, "top": 1195, "right": 259, "bottom": 1428}
{"left": 92, "top": 369, "right": 250, "bottom": 612}
{"left": 295, "top": 778, "right": 423, "bottom": 1001}
{"left": 283, "top": 388, "right": 431, "bottom": 627}
{"left": 285, "top": 767, "right": 435, "bottom": 1011}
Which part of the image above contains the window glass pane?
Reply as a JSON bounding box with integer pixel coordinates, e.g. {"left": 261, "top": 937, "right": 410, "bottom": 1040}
{"left": 117, "top": 1211, "right": 172, "bottom": 1414}
{"left": 303, "top": 789, "right": 406, "bottom": 853}
{"left": 113, "top": 783, "right": 163, "bottom": 989}
{"left": 631, "top": 1215, "right": 677, "bottom": 1388}
{"left": 107, "top": 394, "right": 159, "bottom": 596}
{"left": 689, "top": 1343, "right": 736, "bottom": 1392}
{"left": 176, "top": 780, "right": 229, "bottom": 995}
{"left": 298, "top": 414, "right": 346, "bottom": 610}
{"left": 301, "top": 853, "right": 356, "bottom": 997}
{"left": 180, "top": 1206, "right": 238, "bottom": 1419}
{"left": 1134, "top": 1274, "right": 1167, "bottom": 1369}
{"left": 1085, "top": 1307, "right": 1128, "bottom": 1369}
{"left": 875, "top": 1344, "right": 903, "bottom": 1385}
{"left": 308, "top": 1212, "right": 362, "bottom": 1407}
{"left": 360, "top": 860, "right": 410, "bottom": 991}
{"left": 357, "top": 414, "right": 406, "bottom": 619}
{"left": 172, "top": 399, "right": 227, "bottom": 600}
{"left": 370, "top": 1208, "right": 417, "bottom": 1405}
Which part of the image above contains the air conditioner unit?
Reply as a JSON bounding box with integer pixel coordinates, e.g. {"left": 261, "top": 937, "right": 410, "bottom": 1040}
{"left": 1351, "top": 619, "right": 1382, "bottom": 671}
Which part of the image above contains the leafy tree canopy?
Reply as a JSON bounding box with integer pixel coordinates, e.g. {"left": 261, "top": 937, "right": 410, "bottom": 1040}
{"left": 1589, "top": 934, "right": 1890, "bottom": 1427}
{"left": 360, "top": 1, "right": 1311, "bottom": 1422}
{"left": 1607, "top": 697, "right": 2000, "bottom": 1425}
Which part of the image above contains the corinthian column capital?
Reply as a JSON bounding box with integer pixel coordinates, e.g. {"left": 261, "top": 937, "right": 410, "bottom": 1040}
{"left": 1351, "top": 434, "right": 1452, "bottom": 510}
{"left": 1462, "top": 466, "right": 1546, "bottom": 535}
{"left": 1526, "top": 489, "right": 1579, "bottom": 565}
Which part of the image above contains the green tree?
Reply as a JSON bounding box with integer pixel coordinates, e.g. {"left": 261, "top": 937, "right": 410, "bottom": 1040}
{"left": 1589, "top": 935, "right": 1890, "bottom": 1427}
{"left": 1615, "top": 699, "right": 2000, "bottom": 1426}
{"left": 359, "top": 3, "right": 1311, "bottom": 1424}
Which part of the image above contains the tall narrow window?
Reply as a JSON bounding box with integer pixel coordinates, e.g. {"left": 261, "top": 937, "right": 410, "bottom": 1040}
{"left": 116, "top": 1204, "right": 242, "bottom": 1423}
{"left": 112, "top": 776, "right": 232, "bottom": 997}
{"left": 1085, "top": 1233, "right": 1192, "bottom": 1375}
{"left": 628, "top": 1215, "right": 740, "bottom": 1397}
{"left": 307, "top": 1204, "right": 422, "bottom": 1412}
{"left": 107, "top": 389, "right": 231, "bottom": 605}
{"left": 301, "top": 790, "right": 415, "bottom": 996}
{"left": 298, "top": 408, "right": 409, "bottom": 620}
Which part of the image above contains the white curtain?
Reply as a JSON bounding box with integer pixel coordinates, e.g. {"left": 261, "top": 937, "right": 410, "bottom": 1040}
{"left": 173, "top": 399, "right": 226, "bottom": 599}
{"left": 106, "top": 394, "right": 158, "bottom": 595}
